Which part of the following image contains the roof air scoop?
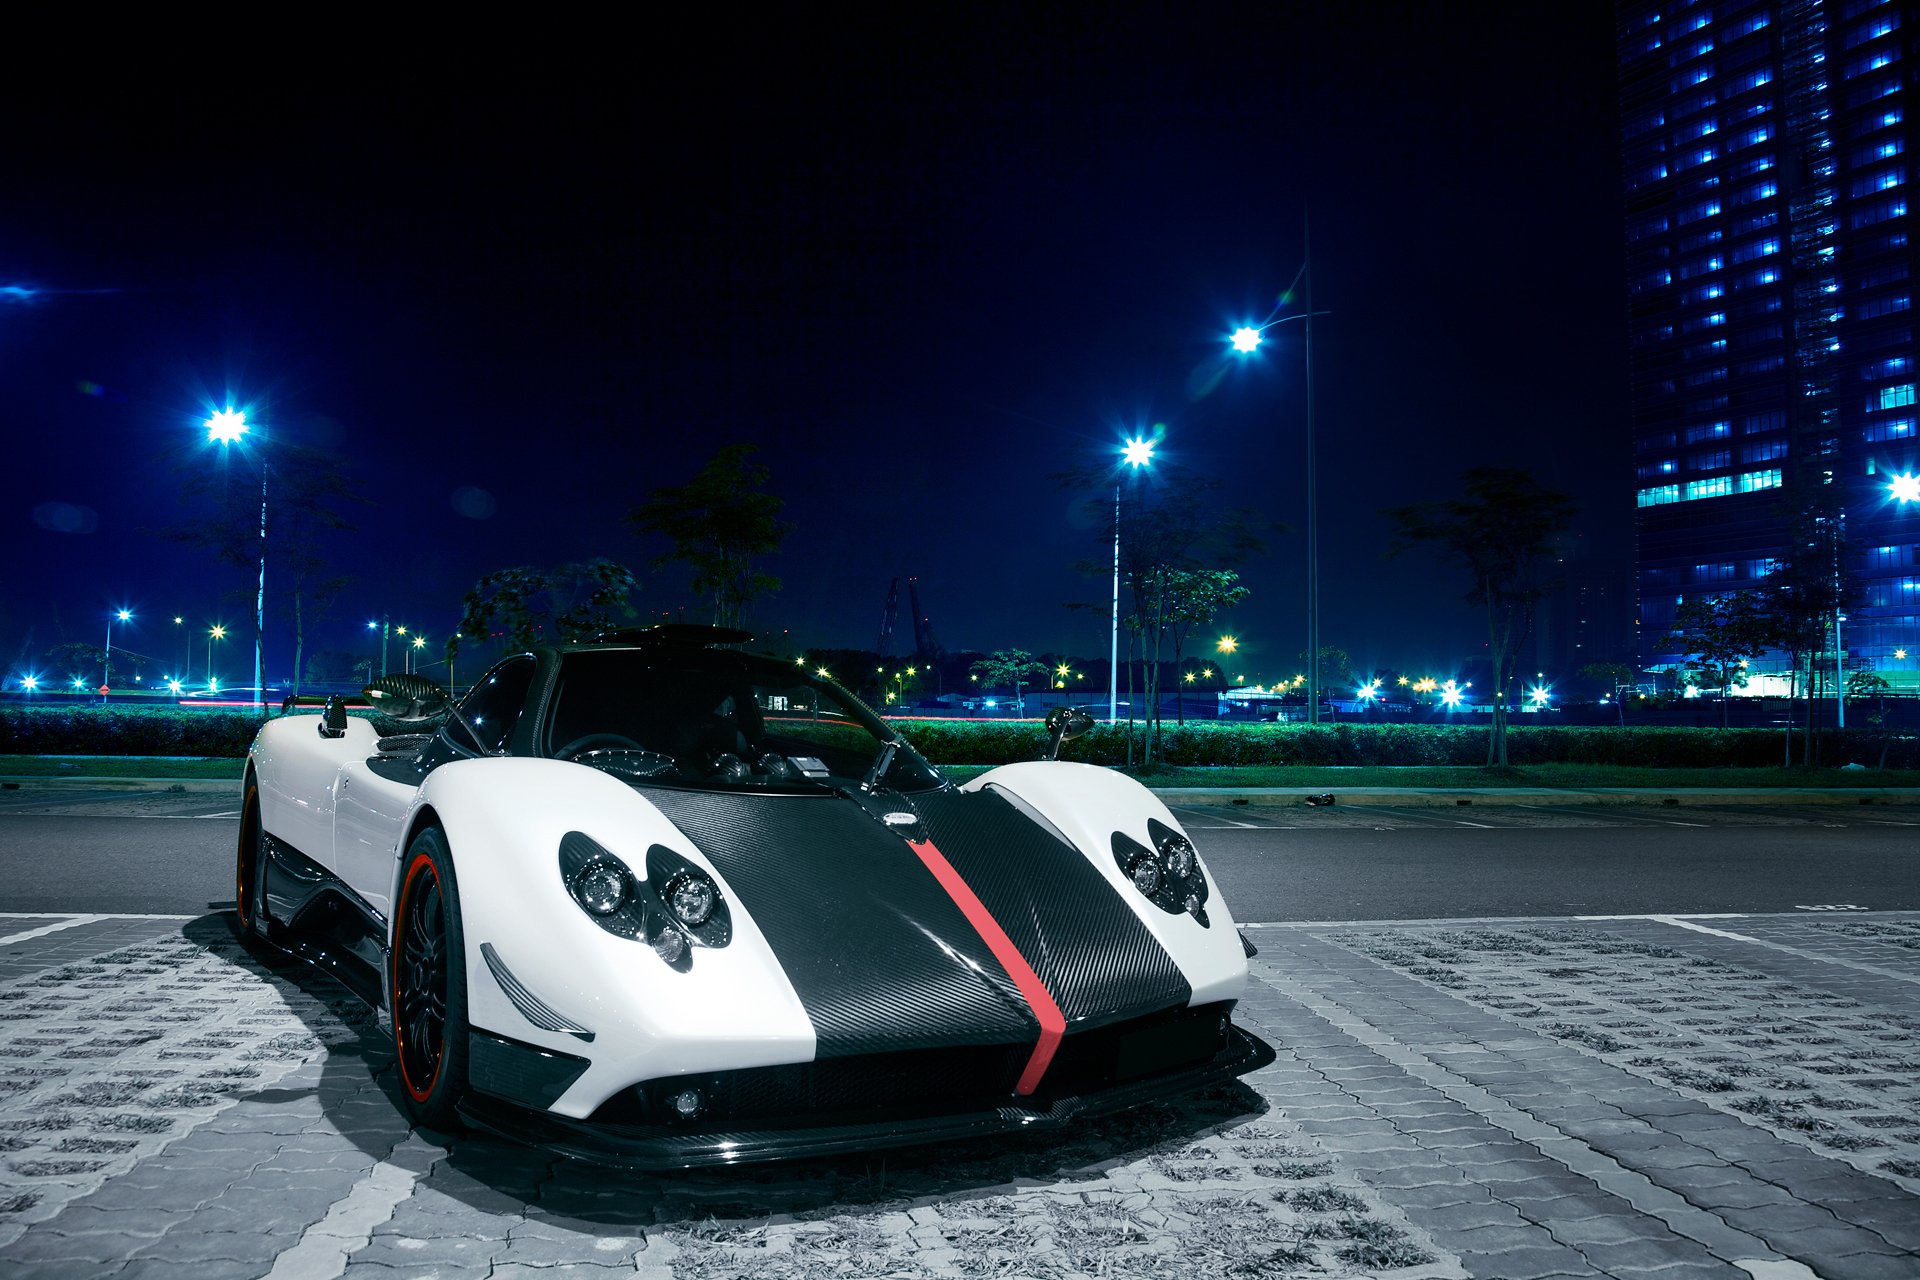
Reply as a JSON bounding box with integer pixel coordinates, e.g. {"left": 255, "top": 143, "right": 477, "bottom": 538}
{"left": 362, "top": 673, "right": 451, "bottom": 725}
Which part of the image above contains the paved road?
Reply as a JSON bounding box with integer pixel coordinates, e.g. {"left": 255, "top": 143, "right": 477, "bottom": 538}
{"left": 1, "top": 787, "right": 1918, "bottom": 1277}
{"left": 2, "top": 788, "right": 1915, "bottom": 922}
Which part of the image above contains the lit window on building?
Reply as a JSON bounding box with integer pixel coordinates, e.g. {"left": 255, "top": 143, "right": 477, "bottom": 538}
{"left": 1878, "top": 384, "right": 1917, "bottom": 410}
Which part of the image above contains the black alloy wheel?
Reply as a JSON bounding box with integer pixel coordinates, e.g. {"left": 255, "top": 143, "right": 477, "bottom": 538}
{"left": 391, "top": 827, "right": 470, "bottom": 1130}
{"left": 236, "top": 781, "right": 266, "bottom": 936}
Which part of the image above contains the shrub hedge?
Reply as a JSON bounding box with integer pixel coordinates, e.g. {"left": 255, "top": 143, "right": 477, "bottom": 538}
{"left": 890, "top": 720, "right": 1919, "bottom": 770}
{"left": 3, "top": 705, "right": 1913, "bottom": 770}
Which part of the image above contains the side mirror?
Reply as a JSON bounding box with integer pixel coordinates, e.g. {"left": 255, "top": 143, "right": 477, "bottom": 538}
{"left": 1045, "top": 706, "right": 1097, "bottom": 760}
{"left": 361, "top": 673, "right": 451, "bottom": 725}
{"left": 318, "top": 695, "right": 349, "bottom": 739}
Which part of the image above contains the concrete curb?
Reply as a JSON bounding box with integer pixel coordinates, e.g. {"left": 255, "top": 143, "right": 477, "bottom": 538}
{"left": 1150, "top": 785, "right": 1920, "bottom": 807}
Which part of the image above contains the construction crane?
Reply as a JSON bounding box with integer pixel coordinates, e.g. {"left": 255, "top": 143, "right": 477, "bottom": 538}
{"left": 875, "top": 578, "right": 899, "bottom": 656}
{"left": 909, "top": 577, "right": 944, "bottom": 663}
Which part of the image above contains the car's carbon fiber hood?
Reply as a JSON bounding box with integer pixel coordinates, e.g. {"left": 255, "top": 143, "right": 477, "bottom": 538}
{"left": 912, "top": 786, "right": 1190, "bottom": 1029}
{"left": 637, "top": 784, "right": 1190, "bottom": 1058}
{"left": 638, "top": 787, "right": 1033, "bottom": 1057}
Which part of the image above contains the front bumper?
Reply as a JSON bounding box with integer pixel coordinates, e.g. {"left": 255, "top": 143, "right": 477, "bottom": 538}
{"left": 457, "top": 1019, "right": 1275, "bottom": 1170}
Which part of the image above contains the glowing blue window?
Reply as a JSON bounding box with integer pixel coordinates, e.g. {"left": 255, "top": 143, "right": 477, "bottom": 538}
{"left": 1737, "top": 469, "right": 1781, "bottom": 494}
{"left": 1884, "top": 110, "right": 1904, "bottom": 127}
{"left": 1878, "top": 384, "right": 1916, "bottom": 410}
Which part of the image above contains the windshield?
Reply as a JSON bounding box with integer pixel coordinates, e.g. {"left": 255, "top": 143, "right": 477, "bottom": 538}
{"left": 544, "top": 648, "right": 943, "bottom": 794}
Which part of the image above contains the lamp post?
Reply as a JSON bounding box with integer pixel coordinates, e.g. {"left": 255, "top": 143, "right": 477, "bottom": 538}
{"left": 103, "top": 608, "right": 130, "bottom": 690}
{"left": 208, "top": 624, "right": 226, "bottom": 688}
{"left": 1111, "top": 436, "right": 1155, "bottom": 721}
{"left": 174, "top": 616, "right": 189, "bottom": 686}
{"left": 206, "top": 408, "right": 267, "bottom": 715}
{"left": 1231, "top": 237, "right": 1332, "bottom": 724}
{"left": 368, "top": 616, "right": 391, "bottom": 677}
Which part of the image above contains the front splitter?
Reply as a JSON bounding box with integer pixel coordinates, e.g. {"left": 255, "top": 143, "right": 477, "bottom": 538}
{"left": 456, "top": 1024, "right": 1276, "bottom": 1170}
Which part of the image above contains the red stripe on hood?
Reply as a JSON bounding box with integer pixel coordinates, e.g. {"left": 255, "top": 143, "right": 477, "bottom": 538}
{"left": 908, "top": 838, "right": 1065, "bottom": 1095}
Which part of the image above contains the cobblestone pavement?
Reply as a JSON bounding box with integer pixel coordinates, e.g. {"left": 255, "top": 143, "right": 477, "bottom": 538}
{"left": 0, "top": 909, "right": 1915, "bottom": 1278}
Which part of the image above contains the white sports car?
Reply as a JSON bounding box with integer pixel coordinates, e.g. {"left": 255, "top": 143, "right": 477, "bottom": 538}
{"left": 238, "top": 626, "right": 1271, "bottom": 1167}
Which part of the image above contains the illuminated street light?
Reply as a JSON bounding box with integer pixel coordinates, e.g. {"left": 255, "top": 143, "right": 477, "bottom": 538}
{"left": 205, "top": 406, "right": 267, "bottom": 714}
{"left": 71, "top": 677, "right": 87, "bottom": 691}
{"left": 1111, "top": 436, "right": 1156, "bottom": 721}
{"left": 20, "top": 675, "right": 38, "bottom": 693}
{"left": 1217, "top": 635, "right": 1237, "bottom": 655}
{"left": 1897, "top": 648, "right": 1910, "bottom": 660}
{"left": 103, "top": 608, "right": 131, "bottom": 689}
{"left": 208, "top": 624, "right": 227, "bottom": 687}
{"left": 1530, "top": 686, "right": 1551, "bottom": 707}
{"left": 1230, "top": 254, "right": 1332, "bottom": 724}
{"left": 1890, "top": 472, "right": 1920, "bottom": 503}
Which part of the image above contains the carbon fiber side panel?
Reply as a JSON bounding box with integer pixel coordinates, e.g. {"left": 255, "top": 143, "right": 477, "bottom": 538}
{"left": 640, "top": 789, "right": 1034, "bottom": 1059}
{"left": 912, "top": 788, "right": 1191, "bottom": 1029}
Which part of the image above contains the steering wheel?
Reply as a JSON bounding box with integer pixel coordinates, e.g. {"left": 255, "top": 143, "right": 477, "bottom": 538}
{"left": 555, "top": 733, "right": 647, "bottom": 760}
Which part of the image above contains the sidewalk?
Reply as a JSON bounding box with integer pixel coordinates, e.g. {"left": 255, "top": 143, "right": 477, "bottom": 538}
{"left": 0, "top": 910, "right": 1914, "bottom": 1277}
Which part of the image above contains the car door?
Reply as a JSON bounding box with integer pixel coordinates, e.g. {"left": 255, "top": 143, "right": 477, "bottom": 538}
{"left": 333, "top": 656, "right": 537, "bottom": 920}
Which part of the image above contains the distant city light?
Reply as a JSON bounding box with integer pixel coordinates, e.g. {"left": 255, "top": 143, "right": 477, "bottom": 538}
{"left": 20, "top": 676, "right": 37, "bottom": 691}
{"left": 167, "top": 679, "right": 183, "bottom": 693}
{"left": 1897, "top": 648, "right": 1910, "bottom": 660}
{"left": 1530, "top": 686, "right": 1551, "bottom": 706}
{"left": 1440, "top": 687, "right": 1463, "bottom": 707}
{"left": 1684, "top": 685, "right": 1701, "bottom": 698}
{"left": 1892, "top": 472, "right": 1920, "bottom": 503}
{"left": 1230, "top": 326, "right": 1262, "bottom": 353}
{"left": 71, "top": 677, "right": 86, "bottom": 690}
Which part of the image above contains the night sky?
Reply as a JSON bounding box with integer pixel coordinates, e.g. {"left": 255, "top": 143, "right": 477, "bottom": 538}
{"left": 2, "top": 10, "right": 1628, "bottom": 690}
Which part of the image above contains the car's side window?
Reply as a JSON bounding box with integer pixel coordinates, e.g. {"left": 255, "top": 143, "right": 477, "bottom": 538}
{"left": 453, "top": 657, "right": 537, "bottom": 755}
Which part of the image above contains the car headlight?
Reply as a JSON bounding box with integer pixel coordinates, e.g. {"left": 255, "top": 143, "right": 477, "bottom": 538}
{"left": 1113, "top": 823, "right": 1212, "bottom": 927}
{"left": 666, "top": 873, "right": 716, "bottom": 927}
{"left": 573, "top": 860, "right": 630, "bottom": 916}
{"left": 1126, "top": 852, "right": 1162, "bottom": 896}
{"left": 1163, "top": 836, "right": 1196, "bottom": 880}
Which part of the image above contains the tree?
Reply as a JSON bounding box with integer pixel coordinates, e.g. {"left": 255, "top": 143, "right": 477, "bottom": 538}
{"left": 626, "top": 444, "right": 792, "bottom": 629}
{"left": 161, "top": 436, "right": 362, "bottom": 698}
{"left": 1161, "top": 570, "right": 1250, "bottom": 725}
{"left": 970, "top": 649, "right": 1047, "bottom": 717}
{"left": 450, "top": 559, "right": 640, "bottom": 661}
{"left": 1670, "top": 593, "right": 1771, "bottom": 727}
{"left": 46, "top": 642, "right": 108, "bottom": 685}
{"left": 1579, "top": 661, "right": 1636, "bottom": 726}
{"left": 1297, "top": 646, "right": 1357, "bottom": 706}
{"left": 1385, "top": 468, "right": 1577, "bottom": 766}
{"left": 1063, "top": 460, "right": 1276, "bottom": 762}
{"left": 1757, "top": 482, "right": 1857, "bottom": 766}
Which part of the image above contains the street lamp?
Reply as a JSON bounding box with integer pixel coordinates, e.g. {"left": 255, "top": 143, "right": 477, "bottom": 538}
{"left": 1231, "top": 245, "right": 1332, "bottom": 723}
{"left": 1890, "top": 472, "right": 1919, "bottom": 503}
{"left": 103, "top": 608, "right": 130, "bottom": 690}
{"left": 409, "top": 634, "right": 427, "bottom": 675}
{"left": 206, "top": 407, "right": 267, "bottom": 715}
{"left": 208, "top": 624, "right": 227, "bottom": 688}
{"left": 368, "top": 616, "right": 392, "bottom": 677}
{"left": 1111, "top": 435, "right": 1155, "bottom": 721}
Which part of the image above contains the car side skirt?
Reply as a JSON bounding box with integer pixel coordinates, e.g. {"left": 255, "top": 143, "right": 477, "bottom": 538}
{"left": 258, "top": 834, "right": 389, "bottom": 1011}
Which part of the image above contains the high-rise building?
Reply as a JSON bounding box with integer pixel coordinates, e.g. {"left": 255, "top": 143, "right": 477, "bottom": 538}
{"left": 1619, "top": 0, "right": 1919, "bottom": 692}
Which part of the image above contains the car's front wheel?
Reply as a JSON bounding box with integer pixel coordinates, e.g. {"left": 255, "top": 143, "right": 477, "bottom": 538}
{"left": 391, "top": 827, "right": 470, "bottom": 1130}
{"left": 236, "top": 780, "right": 267, "bottom": 937}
